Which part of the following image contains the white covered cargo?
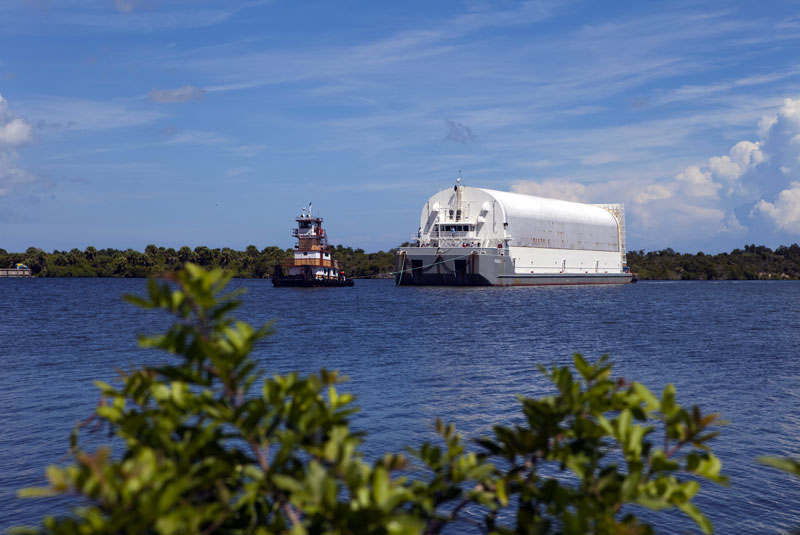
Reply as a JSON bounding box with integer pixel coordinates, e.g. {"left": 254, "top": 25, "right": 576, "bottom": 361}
{"left": 395, "top": 180, "right": 633, "bottom": 286}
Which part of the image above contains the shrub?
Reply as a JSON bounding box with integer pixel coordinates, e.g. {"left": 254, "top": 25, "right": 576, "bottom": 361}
{"left": 16, "top": 265, "right": 726, "bottom": 534}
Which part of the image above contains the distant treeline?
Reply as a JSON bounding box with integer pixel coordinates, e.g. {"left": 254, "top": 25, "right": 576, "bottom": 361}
{"left": 628, "top": 244, "right": 800, "bottom": 280}
{"left": 3, "top": 243, "right": 800, "bottom": 280}
{"left": 0, "top": 245, "right": 396, "bottom": 278}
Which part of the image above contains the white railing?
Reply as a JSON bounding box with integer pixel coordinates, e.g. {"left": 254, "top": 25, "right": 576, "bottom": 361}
{"left": 430, "top": 230, "right": 472, "bottom": 238}
{"left": 292, "top": 229, "right": 318, "bottom": 237}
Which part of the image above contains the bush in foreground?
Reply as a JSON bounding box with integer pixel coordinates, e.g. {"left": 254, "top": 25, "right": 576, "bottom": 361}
{"left": 16, "top": 265, "right": 726, "bottom": 534}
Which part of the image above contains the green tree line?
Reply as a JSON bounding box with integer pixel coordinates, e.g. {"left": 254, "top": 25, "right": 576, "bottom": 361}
{"left": 0, "top": 244, "right": 397, "bottom": 279}
{"left": 627, "top": 244, "right": 800, "bottom": 280}
{"left": 4, "top": 243, "right": 800, "bottom": 280}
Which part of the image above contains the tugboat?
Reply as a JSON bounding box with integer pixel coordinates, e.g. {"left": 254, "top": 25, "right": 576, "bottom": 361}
{"left": 272, "top": 203, "right": 354, "bottom": 287}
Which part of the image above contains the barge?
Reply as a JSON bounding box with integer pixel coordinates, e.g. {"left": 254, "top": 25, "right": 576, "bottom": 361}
{"left": 272, "top": 203, "right": 354, "bottom": 288}
{"left": 395, "top": 179, "right": 634, "bottom": 286}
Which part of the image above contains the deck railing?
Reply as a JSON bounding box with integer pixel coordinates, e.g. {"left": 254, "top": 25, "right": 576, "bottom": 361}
{"left": 0, "top": 268, "right": 31, "bottom": 277}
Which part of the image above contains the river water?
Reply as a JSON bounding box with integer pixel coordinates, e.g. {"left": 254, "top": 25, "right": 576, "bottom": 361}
{"left": 2, "top": 278, "right": 800, "bottom": 533}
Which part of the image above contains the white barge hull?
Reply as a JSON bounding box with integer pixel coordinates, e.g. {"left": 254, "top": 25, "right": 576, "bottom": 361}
{"left": 395, "top": 247, "right": 633, "bottom": 286}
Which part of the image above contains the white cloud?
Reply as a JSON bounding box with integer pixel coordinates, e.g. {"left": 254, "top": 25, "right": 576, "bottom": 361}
{"left": 0, "top": 117, "right": 33, "bottom": 145}
{"left": 776, "top": 98, "right": 800, "bottom": 123}
{"left": 631, "top": 97, "right": 800, "bottom": 243}
{"left": 675, "top": 165, "right": 721, "bottom": 198}
{"left": 758, "top": 112, "right": 778, "bottom": 138}
{"left": 0, "top": 94, "right": 34, "bottom": 145}
{"left": 0, "top": 150, "right": 36, "bottom": 196}
{"left": 753, "top": 182, "right": 800, "bottom": 233}
{"left": 0, "top": 94, "right": 36, "bottom": 197}
{"left": 660, "top": 140, "right": 764, "bottom": 202}
{"left": 633, "top": 184, "right": 672, "bottom": 203}
{"left": 718, "top": 212, "right": 746, "bottom": 234}
{"left": 149, "top": 85, "right": 206, "bottom": 103}
{"left": 676, "top": 203, "right": 725, "bottom": 223}
{"left": 730, "top": 140, "right": 764, "bottom": 170}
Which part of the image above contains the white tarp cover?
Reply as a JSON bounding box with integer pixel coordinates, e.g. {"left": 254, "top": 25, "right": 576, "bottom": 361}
{"left": 479, "top": 188, "right": 620, "bottom": 252}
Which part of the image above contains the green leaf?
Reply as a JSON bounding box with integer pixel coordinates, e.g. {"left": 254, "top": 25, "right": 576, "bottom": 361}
{"left": 758, "top": 456, "right": 800, "bottom": 476}
{"left": 678, "top": 501, "right": 713, "bottom": 534}
{"left": 632, "top": 382, "right": 660, "bottom": 412}
{"left": 660, "top": 383, "right": 678, "bottom": 419}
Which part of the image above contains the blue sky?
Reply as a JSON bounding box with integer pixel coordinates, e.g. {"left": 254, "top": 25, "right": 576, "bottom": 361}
{"left": 3, "top": 1, "right": 800, "bottom": 253}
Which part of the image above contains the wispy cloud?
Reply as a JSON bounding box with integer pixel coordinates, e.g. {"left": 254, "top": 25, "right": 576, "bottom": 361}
{"left": 651, "top": 67, "right": 800, "bottom": 107}
{"left": 17, "top": 96, "right": 164, "bottom": 131}
{"left": 232, "top": 144, "right": 269, "bottom": 157}
{"left": 158, "top": 3, "right": 796, "bottom": 164}
{"left": 149, "top": 85, "right": 206, "bottom": 104}
{"left": 2, "top": 0, "right": 273, "bottom": 32}
{"left": 225, "top": 166, "right": 252, "bottom": 177}
{"left": 170, "top": 2, "right": 562, "bottom": 93}
{"left": 165, "top": 129, "right": 229, "bottom": 146}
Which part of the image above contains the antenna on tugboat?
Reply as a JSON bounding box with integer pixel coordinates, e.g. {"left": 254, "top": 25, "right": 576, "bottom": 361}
{"left": 308, "top": 202, "right": 312, "bottom": 217}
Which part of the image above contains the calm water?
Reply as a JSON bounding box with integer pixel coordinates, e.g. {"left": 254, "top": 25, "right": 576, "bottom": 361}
{"left": 2, "top": 279, "right": 800, "bottom": 533}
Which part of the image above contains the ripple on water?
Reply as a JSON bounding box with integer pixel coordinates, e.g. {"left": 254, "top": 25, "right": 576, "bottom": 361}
{"left": 3, "top": 279, "right": 800, "bottom": 533}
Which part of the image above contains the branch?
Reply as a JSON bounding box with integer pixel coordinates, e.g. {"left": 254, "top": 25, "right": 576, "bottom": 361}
{"left": 281, "top": 498, "right": 302, "bottom": 528}
{"left": 250, "top": 440, "right": 270, "bottom": 472}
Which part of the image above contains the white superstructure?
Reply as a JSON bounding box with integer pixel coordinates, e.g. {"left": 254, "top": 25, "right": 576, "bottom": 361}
{"left": 396, "top": 179, "right": 633, "bottom": 286}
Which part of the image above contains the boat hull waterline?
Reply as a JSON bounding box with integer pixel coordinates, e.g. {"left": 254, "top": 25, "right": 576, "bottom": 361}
{"left": 395, "top": 248, "right": 634, "bottom": 286}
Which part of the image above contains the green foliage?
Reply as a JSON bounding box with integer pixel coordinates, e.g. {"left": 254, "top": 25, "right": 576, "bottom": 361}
{"left": 3, "top": 242, "right": 800, "bottom": 279}
{"left": 469, "top": 355, "right": 727, "bottom": 535}
{"left": 16, "top": 265, "right": 726, "bottom": 534}
{"left": 0, "top": 244, "right": 401, "bottom": 278}
{"left": 627, "top": 243, "right": 800, "bottom": 280}
{"left": 758, "top": 456, "right": 800, "bottom": 477}
{"left": 330, "top": 244, "right": 396, "bottom": 278}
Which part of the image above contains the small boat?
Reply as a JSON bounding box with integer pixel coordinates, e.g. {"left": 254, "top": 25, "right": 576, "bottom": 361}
{"left": 272, "top": 203, "right": 354, "bottom": 288}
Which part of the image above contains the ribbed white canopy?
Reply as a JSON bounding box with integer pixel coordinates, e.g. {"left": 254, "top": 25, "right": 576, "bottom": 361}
{"left": 419, "top": 186, "right": 621, "bottom": 252}
{"left": 478, "top": 188, "right": 620, "bottom": 251}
